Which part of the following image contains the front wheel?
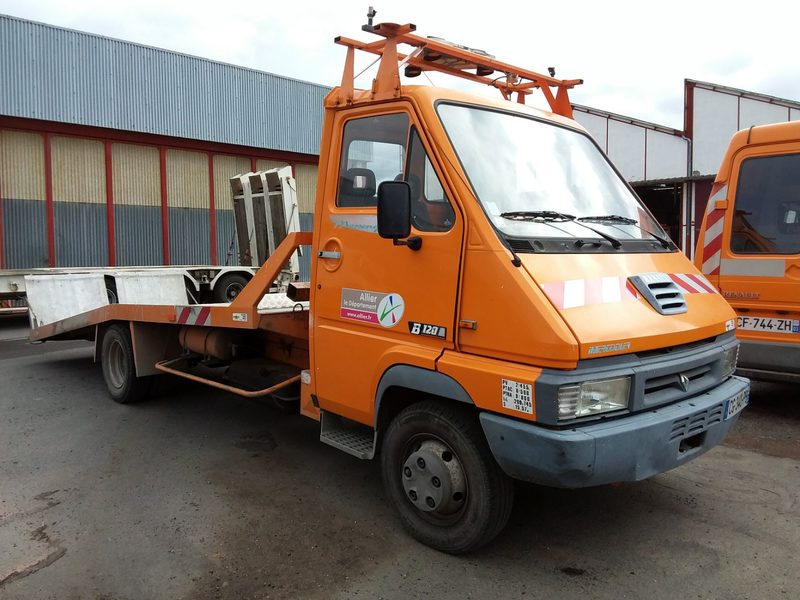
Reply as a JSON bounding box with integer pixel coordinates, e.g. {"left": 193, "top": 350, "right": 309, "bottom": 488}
{"left": 380, "top": 400, "right": 513, "bottom": 554}
{"left": 101, "top": 324, "right": 152, "bottom": 404}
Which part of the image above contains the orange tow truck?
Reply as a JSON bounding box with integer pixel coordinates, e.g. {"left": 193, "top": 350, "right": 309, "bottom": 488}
{"left": 27, "top": 16, "right": 749, "bottom": 553}
{"left": 695, "top": 120, "right": 800, "bottom": 383}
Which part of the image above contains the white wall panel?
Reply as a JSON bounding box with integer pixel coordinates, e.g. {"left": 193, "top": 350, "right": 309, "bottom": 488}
{"left": 166, "top": 149, "right": 208, "bottom": 209}
{"left": 692, "top": 88, "right": 739, "bottom": 176}
{"left": 573, "top": 112, "right": 608, "bottom": 151}
{"left": 791, "top": 108, "right": 800, "bottom": 121}
{"left": 112, "top": 143, "right": 160, "bottom": 206}
{"left": 0, "top": 129, "right": 45, "bottom": 201}
{"left": 646, "top": 131, "right": 688, "bottom": 181}
{"left": 739, "top": 98, "right": 790, "bottom": 128}
{"left": 51, "top": 136, "right": 105, "bottom": 204}
{"left": 607, "top": 120, "right": 645, "bottom": 182}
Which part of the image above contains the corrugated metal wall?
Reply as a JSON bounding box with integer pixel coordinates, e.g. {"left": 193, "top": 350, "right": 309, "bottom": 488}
{"left": 213, "top": 155, "right": 250, "bottom": 266}
{"left": 0, "top": 130, "right": 48, "bottom": 268}
{"left": 51, "top": 136, "right": 107, "bottom": 266}
{"left": 295, "top": 164, "right": 318, "bottom": 214}
{"left": 0, "top": 127, "right": 319, "bottom": 270}
{"left": 167, "top": 149, "right": 210, "bottom": 265}
{"left": 0, "top": 15, "right": 328, "bottom": 156}
{"left": 112, "top": 143, "right": 162, "bottom": 266}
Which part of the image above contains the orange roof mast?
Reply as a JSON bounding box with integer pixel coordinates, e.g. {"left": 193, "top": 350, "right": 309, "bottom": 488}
{"left": 330, "top": 7, "right": 583, "bottom": 118}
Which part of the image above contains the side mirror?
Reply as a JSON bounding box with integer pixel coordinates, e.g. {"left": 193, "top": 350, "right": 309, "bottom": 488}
{"left": 377, "top": 181, "right": 423, "bottom": 250}
{"left": 377, "top": 181, "right": 411, "bottom": 239}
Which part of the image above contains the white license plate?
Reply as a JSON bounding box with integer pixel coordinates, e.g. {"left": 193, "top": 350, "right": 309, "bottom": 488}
{"left": 736, "top": 316, "right": 800, "bottom": 334}
{"left": 724, "top": 389, "right": 750, "bottom": 420}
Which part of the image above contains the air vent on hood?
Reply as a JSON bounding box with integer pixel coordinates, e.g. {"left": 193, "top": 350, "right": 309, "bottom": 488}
{"left": 628, "top": 272, "right": 687, "bottom": 315}
{"left": 507, "top": 239, "right": 535, "bottom": 252}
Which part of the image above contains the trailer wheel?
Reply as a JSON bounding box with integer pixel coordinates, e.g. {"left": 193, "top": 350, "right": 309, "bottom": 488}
{"left": 101, "top": 324, "right": 151, "bottom": 404}
{"left": 213, "top": 273, "right": 249, "bottom": 303}
{"left": 381, "top": 400, "right": 513, "bottom": 554}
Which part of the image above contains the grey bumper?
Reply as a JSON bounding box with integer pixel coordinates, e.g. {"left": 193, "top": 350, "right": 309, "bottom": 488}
{"left": 737, "top": 340, "right": 800, "bottom": 383}
{"left": 480, "top": 375, "right": 749, "bottom": 488}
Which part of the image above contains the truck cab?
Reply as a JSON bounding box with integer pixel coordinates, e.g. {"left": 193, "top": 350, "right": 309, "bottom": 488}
{"left": 304, "top": 22, "right": 749, "bottom": 552}
{"left": 695, "top": 121, "right": 800, "bottom": 383}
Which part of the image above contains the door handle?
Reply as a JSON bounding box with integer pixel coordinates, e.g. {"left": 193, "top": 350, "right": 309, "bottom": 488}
{"left": 318, "top": 250, "right": 342, "bottom": 259}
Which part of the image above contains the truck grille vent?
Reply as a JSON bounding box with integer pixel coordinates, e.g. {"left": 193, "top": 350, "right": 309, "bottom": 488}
{"left": 628, "top": 273, "right": 687, "bottom": 315}
{"left": 669, "top": 402, "right": 724, "bottom": 441}
{"left": 645, "top": 364, "right": 712, "bottom": 395}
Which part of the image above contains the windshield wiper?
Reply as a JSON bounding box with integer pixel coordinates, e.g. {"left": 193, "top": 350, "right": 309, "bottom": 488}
{"left": 501, "top": 210, "right": 622, "bottom": 248}
{"left": 578, "top": 214, "right": 673, "bottom": 249}
{"left": 500, "top": 210, "right": 575, "bottom": 222}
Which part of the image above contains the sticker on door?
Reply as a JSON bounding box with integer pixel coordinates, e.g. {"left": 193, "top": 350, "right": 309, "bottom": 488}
{"left": 340, "top": 288, "right": 405, "bottom": 328}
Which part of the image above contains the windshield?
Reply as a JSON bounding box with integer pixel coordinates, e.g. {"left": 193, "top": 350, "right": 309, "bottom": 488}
{"left": 437, "top": 103, "right": 665, "bottom": 242}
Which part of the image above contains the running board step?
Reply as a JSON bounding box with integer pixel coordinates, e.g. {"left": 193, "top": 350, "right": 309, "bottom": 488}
{"left": 319, "top": 411, "right": 376, "bottom": 459}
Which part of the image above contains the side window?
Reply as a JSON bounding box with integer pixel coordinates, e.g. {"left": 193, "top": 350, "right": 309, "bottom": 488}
{"left": 732, "top": 153, "right": 800, "bottom": 254}
{"left": 337, "top": 113, "right": 409, "bottom": 208}
{"left": 405, "top": 129, "right": 456, "bottom": 232}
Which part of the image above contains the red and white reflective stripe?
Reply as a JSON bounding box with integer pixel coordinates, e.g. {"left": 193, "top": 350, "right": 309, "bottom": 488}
{"left": 701, "top": 182, "right": 727, "bottom": 276}
{"left": 541, "top": 276, "right": 638, "bottom": 310}
{"left": 176, "top": 306, "right": 211, "bottom": 326}
{"left": 701, "top": 208, "right": 725, "bottom": 275}
{"left": 668, "top": 273, "right": 715, "bottom": 294}
{"left": 541, "top": 273, "right": 714, "bottom": 309}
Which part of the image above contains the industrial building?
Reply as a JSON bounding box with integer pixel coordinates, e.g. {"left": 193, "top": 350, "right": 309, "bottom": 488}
{"left": 2, "top": 13, "right": 799, "bottom": 271}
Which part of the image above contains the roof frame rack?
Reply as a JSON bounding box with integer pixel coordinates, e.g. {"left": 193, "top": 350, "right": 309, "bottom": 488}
{"left": 332, "top": 18, "right": 582, "bottom": 118}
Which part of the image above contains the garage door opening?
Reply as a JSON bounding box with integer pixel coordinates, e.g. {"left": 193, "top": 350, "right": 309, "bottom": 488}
{"left": 633, "top": 183, "right": 683, "bottom": 249}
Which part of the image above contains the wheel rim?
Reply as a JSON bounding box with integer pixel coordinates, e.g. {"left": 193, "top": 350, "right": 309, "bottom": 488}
{"left": 225, "top": 282, "right": 244, "bottom": 301}
{"left": 401, "top": 437, "right": 467, "bottom": 523}
{"left": 107, "top": 339, "right": 126, "bottom": 390}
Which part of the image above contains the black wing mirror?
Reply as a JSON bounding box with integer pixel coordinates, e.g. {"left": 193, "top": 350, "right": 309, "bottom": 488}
{"left": 377, "top": 181, "right": 422, "bottom": 250}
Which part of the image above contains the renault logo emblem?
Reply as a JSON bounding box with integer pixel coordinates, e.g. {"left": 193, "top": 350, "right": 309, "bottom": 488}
{"left": 678, "top": 374, "right": 690, "bottom": 392}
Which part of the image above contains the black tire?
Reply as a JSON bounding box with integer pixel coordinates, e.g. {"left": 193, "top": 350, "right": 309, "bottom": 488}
{"left": 100, "top": 324, "right": 152, "bottom": 404}
{"left": 213, "top": 273, "right": 249, "bottom": 303}
{"left": 381, "top": 400, "right": 514, "bottom": 554}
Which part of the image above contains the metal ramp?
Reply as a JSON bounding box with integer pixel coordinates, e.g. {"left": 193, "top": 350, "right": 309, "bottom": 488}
{"left": 229, "top": 167, "right": 302, "bottom": 281}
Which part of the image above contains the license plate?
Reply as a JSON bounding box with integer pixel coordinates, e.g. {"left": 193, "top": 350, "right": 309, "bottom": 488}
{"left": 724, "top": 389, "right": 750, "bottom": 420}
{"left": 736, "top": 316, "right": 800, "bottom": 333}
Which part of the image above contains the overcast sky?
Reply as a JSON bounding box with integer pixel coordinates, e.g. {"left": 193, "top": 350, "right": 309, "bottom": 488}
{"left": 2, "top": 0, "right": 798, "bottom": 129}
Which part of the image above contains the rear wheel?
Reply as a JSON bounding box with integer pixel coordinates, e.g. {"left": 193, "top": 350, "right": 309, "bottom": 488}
{"left": 380, "top": 400, "right": 513, "bottom": 554}
{"left": 101, "top": 324, "right": 152, "bottom": 404}
{"left": 213, "top": 273, "right": 249, "bottom": 303}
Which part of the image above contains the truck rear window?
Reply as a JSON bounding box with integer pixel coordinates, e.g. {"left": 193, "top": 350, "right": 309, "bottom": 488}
{"left": 733, "top": 153, "right": 800, "bottom": 255}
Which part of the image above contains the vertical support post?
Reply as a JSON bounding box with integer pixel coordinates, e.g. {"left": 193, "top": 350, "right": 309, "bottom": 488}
{"left": 250, "top": 157, "right": 258, "bottom": 173}
{"left": 0, "top": 161, "right": 4, "bottom": 270}
{"left": 43, "top": 132, "right": 56, "bottom": 267}
{"left": 104, "top": 141, "right": 116, "bottom": 266}
{"left": 208, "top": 153, "right": 217, "bottom": 266}
{"left": 159, "top": 147, "right": 170, "bottom": 265}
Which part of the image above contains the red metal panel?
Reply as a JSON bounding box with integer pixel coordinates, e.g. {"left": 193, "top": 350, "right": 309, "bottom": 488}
{"left": 0, "top": 116, "right": 320, "bottom": 166}
{"left": 159, "top": 147, "right": 170, "bottom": 265}
{"left": 104, "top": 141, "right": 116, "bottom": 266}
{"left": 684, "top": 80, "right": 695, "bottom": 140}
{"left": 208, "top": 153, "right": 217, "bottom": 266}
{"left": 43, "top": 132, "right": 55, "bottom": 267}
{"left": 250, "top": 157, "right": 257, "bottom": 172}
{"left": 0, "top": 164, "right": 4, "bottom": 270}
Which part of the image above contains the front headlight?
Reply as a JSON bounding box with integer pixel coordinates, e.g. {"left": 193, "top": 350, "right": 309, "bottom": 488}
{"left": 721, "top": 345, "right": 739, "bottom": 379}
{"left": 558, "top": 376, "right": 630, "bottom": 421}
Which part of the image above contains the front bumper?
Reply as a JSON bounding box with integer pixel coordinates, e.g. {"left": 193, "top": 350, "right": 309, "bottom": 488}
{"left": 737, "top": 339, "right": 800, "bottom": 383}
{"left": 480, "top": 375, "right": 749, "bottom": 488}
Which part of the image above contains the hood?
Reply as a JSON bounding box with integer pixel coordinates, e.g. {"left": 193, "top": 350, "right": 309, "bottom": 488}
{"left": 521, "top": 252, "right": 735, "bottom": 359}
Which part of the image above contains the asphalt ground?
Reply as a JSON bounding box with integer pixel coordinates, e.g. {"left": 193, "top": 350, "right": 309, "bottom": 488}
{"left": 1, "top": 316, "right": 798, "bottom": 599}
